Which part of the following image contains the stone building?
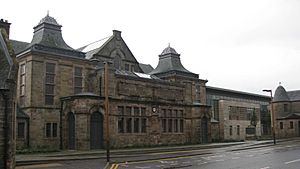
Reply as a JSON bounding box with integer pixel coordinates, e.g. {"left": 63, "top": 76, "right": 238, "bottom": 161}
{"left": 12, "top": 14, "right": 211, "bottom": 150}
{"left": 0, "top": 19, "right": 17, "bottom": 169}
{"left": 273, "top": 85, "right": 300, "bottom": 138}
{"left": 206, "top": 86, "right": 270, "bottom": 141}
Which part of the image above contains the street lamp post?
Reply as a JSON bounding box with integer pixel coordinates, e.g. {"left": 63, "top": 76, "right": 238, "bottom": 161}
{"left": 91, "top": 59, "right": 111, "bottom": 162}
{"left": 104, "top": 62, "right": 110, "bottom": 162}
{"left": 263, "top": 89, "right": 276, "bottom": 144}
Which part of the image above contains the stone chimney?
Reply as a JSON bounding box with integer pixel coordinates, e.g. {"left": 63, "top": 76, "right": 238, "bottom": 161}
{"left": 0, "top": 19, "right": 11, "bottom": 38}
{"left": 113, "top": 30, "right": 122, "bottom": 40}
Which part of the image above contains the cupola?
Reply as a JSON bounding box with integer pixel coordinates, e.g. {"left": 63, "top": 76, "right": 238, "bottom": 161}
{"left": 273, "top": 85, "right": 290, "bottom": 102}
{"left": 150, "top": 45, "right": 198, "bottom": 79}
{"left": 28, "top": 13, "right": 73, "bottom": 50}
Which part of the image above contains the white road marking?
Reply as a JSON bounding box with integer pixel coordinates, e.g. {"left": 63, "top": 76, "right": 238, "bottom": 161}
{"left": 215, "top": 159, "right": 225, "bottom": 162}
{"left": 135, "top": 166, "right": 151, "bottom": 169}
{"left": 260, "top": 166, "right": 270, "bottom": 169}
{"left": 198, "top": 161, "right": 208, "bottom": 165}
{"left": 285, "top": 158, "right": 300, "bottom": 164}
{"left": 182, "top": 161, "right": 191, "bottom": 164}
{"left": 232, "top": 157, "right": 240, "bottom": 160}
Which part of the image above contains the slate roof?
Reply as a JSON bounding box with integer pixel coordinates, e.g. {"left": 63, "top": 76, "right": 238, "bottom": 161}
{"left": 150, "top": 46, "right": 198, "bottom": 79}
{"left": 0, "top": 32, "right": 13, "bottom": 89}
{"left": 287, "top": 90, "right": 300, "bottom": 101}
{"left": 28, "top": 14, "right": 73, "bottom": 50}
{"left": 139, "top": 63, "right": 154, "bottom": 74}
{"left": 278, "top": 113, "right": 300, "bottom": 120}
{"left": 77, "top": 36, "right": 113, "bottom": 59}
{"left": 75, "top": 92, "right": 98, "bottom": 96}
{"left": 273, "top": 85, "right": 290, "bottom": 102}
{"left": 17, "top": 106, "right": 29, "bottom": 119}
{"left": 11, "top": 40, "right": 29, "bottom": 54}
{"left": 115, "top": 69, "right": 160, "bottom": 80}
{"left": 15, "top": 15, "right": 85, "bottom": 59}
{"left": 161, "top": 46, "right": 178, "bottom": 55}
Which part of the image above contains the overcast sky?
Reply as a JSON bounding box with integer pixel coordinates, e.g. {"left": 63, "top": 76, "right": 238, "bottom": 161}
{"left": 2, "top": 0, "right": 300, "bottom": 95}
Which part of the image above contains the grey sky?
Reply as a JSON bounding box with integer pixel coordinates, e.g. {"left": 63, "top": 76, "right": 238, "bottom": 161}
{"left": 2, "top": 0, "right": 300, "bottom": 95}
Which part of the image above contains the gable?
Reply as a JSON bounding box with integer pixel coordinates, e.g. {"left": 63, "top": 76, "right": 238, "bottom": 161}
{"left": 86, "top": 30, "right": 143, "bottom": 72}
{"left": 0, "top": 32, "right": 13, "bottom": 88}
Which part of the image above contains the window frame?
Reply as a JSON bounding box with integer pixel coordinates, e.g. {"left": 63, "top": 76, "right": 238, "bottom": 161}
{"left": 45, "top": 62, "right": 56, "bottom": 105}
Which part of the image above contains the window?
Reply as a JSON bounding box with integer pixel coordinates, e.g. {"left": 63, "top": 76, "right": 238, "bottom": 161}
{"left": 46, "top": 123, "right": 52, "bottom": 137}
{"left": 168, "top": 119, "right": 173, "bottom": 132}
{"left": 45, "top": 63, "right": 55, "bottom": 105}
{"left": 118, "top": 106, "right": 147, "bottom": 134}
{"left": 162, "top": 119, "right": 167, "bottom": 133}
{"left": 45, "top": 122, "right": 58, "bottom": 138}
{"left": 20, "top": 64, "right": 26, "bottom": 105}
{"left": 237, "top": 125, "right": 240, "bottom": 135}
{"left": 290, "top": 121, "right": 294, "bottom": 129}
{"left": 141, "top": 107, "right": 147, "bottom": 133}
{"left": 280, "top": 122, "right": 283, "bottom": 129}
{"left": 17, "top": 122, "right": 25, "bottom": 138}
{"left": 229, "top": 126, "right": 233, "bottom": 136}
{"left": 118, "top": 107, "right": 124, "bottom": 133}
{"left": 74, "top": 67, "right": 83, "bottom": 94}
{"left": 213, "top": 100, "right": 219, "bottom": 120}
{"left": 52, "top": 123, "right": 57, "bottom": 137}
{"left": 131, "top": 65, "right": 135, "bottom": 72}
{"left": 161, "top": 109, "right": 184, "bottom": 133}
{"left": 180, "top": 119, "right": 184, "bottom": 133}
{"left": 195, "top": 84, "right": 201, "bottom": 103}
{"left": 126, "top": 118, "right": 132, "bottom": 133}
{"left": 284, "top": 104, "right": 288, "bottom": 112}
{"left": 125, "top": 64, "right": 130, "bottom": 71}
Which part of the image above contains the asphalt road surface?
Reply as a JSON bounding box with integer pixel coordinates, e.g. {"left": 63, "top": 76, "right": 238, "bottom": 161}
{"left": 16, "top": 140, "right": 300, "bottom": 169}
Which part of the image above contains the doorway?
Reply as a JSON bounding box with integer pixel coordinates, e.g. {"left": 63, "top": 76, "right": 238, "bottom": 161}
{"left": 68, "top": 112, "right": 75, "bottom": 150}
{"left": 201, "top": 117, "right": 209, "bottom": 143}
{"left": 90, "top": 112, "right": 104, "bottom": 149}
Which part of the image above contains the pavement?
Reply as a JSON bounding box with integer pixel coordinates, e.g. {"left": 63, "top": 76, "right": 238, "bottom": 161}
{"left": 16, "top": 137, "right": 300, "bottom": 166}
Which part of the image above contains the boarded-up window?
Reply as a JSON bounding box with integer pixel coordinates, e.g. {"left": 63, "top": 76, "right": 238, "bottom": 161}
{"left": 17, "top": 122, "right": 25, "bottom": 138}
{"left": 74, "top": 67, "right": 83, "bottom": 94}
{"left": 45, "top": 63, "right": 55, "bottom": 105}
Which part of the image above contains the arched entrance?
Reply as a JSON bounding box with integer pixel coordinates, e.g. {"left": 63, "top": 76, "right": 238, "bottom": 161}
{"left": 201, "top": 117, "right": 209, "bottom": 143}
{"left": 90, "top": 112, "right": 104, "bottom": 149}
{"left": 67, "top": 112, "right": 75, "bottom": 149}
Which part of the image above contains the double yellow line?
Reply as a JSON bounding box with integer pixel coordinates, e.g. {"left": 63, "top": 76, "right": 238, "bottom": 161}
{"left": 109, "top": 163, "right": 119, "bottom": 169}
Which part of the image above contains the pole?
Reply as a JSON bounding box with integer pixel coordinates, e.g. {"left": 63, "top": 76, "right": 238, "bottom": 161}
{"left": 270, "top": 91, "right": 276, "bottom": 144}
{"left": 104, "top": 62, "right": 110, "bottom": 162}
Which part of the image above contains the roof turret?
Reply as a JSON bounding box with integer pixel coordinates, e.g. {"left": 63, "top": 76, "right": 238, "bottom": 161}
{"left": 161, "top": 45, "right": 179, "bottom": 55}
{"left": 150, "top": 45, "right": 198, "bottom": 79}
{"left": 274, "top": 85, "right": 290, "bottom": 102}
{"left": 28, "top": 14, "right": 73, "bottom": 50}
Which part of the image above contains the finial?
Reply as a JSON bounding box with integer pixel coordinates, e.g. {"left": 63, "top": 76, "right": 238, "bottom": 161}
{"left": 47, "top": 10, "right": 49, "bottom": 16}
{"left": 168, "top": 43, "right": 170, "bottom": 47}
{"left": 279, "top": 82, "right": 282, "bottom": 86}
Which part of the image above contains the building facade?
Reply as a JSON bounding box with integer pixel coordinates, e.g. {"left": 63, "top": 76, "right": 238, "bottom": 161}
{"left": 12, "top": 15, "right": 211, "bottom": 150}
{"left": 206, "top": 86, "right": 270, "bottom": 141}
{"left": 273, "top": 85, "right": 300, "bottom": 138}
{"left": 0, "top": 20, "right": 17, "bottom": 169}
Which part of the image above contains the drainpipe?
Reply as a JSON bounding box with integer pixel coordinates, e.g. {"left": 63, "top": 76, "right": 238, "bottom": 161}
{"left": 1, "top": 89, "right": 9, "bottom": 169}
{"left": 26, "top": 118, "right": 30, "bottom": 148}
{"left": 59, "top": 100, "right": 63, "bottom": 150}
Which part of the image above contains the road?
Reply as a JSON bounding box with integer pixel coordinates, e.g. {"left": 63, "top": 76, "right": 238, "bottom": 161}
{"left": 16, "top": 140, "right": 300, "bottom": 169}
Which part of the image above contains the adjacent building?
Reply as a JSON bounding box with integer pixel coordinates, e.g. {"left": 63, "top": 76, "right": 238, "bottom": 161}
{"left": 273, "top": 85, "right": 300, "bottom": 138}
{"left": 206, "top": 86, "right": 270, "bottom": 142}
{"left": 11, "top": 15, "right": 211, "bottom": 150}
{"left": 0, "top": 19, "right": 17, "bottom": 169}
{"left": 6, "top": 14, "right": 295, "bottom": 152}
